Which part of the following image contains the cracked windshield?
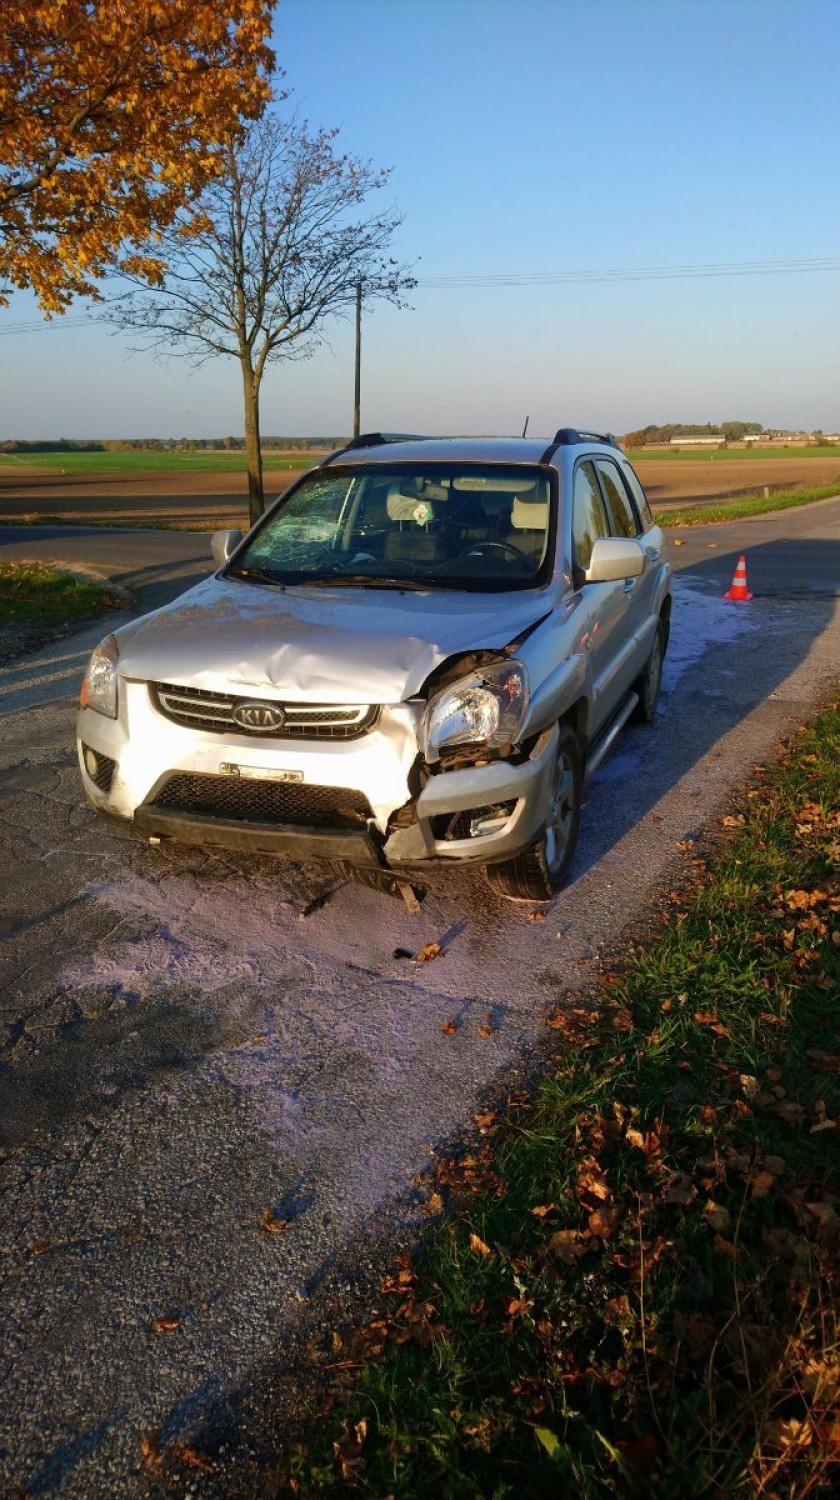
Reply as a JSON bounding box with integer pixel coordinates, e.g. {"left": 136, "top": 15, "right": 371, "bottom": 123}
{"left": 229, "top": 464, "right": 552, "bottom": 589}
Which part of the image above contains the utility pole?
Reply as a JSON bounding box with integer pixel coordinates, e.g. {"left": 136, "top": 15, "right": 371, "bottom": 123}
{"left": 353, "top": 278, "right": 362, "bottom": 439}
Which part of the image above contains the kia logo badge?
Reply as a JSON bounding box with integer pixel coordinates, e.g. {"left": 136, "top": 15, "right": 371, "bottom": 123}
{"left": 232, "top": 702, "right": 286, "bottom": 732}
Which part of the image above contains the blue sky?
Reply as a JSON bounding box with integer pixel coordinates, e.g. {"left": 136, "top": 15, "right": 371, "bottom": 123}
{"left": 2, "top": 0, "right": 838, "bottom": 438}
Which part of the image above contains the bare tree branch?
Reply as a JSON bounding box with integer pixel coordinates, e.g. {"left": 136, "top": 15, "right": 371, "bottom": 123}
{"left": 103, "top": 110, "right": 415, "bottom": 523}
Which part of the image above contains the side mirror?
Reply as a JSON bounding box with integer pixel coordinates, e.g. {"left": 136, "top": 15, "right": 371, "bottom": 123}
{"left": 585, "top": 537, "right": 645, "bottom": 583}
{"left": 211, "top": 529, "right": 242, "bottom": 568}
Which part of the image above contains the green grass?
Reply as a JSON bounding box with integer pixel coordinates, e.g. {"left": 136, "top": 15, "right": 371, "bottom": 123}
{"left": 0, "top": 561, "right": 125, "bottom": 623}
{"left": 635, "top": 446, "right": 840, "bottom": 461}
{"left": 658, "top": 482, "right": 840, "bottom": 528}
{"left": 0, "top": 449, "right": 323, "bottom": 475}
{"left": 273, "top": 704, "right": 840, "bottom": 1500}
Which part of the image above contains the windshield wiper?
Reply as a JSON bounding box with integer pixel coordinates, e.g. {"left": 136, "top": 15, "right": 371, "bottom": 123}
{"left": 295, "top": 573, "right": 440, "bottom": 591}
{"left": 227, "top": 565, "right": 285, "bottom": 587}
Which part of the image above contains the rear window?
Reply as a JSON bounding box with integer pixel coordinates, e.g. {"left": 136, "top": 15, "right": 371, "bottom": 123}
{"left": 620, "top": 462, "right": 655, "bottom": 530}
{"left": 230, "top": 464, "right": 554, "bottom": 591}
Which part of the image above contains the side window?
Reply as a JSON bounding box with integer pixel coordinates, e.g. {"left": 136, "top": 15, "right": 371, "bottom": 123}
{"left": 572, "top": 460, "right": 610, "bottom": 570}
{"left": 596, "top": 459, "right": 640, "bottom": 538}
{"left": 621, "top": 463, "right": 655, "bottom": 530}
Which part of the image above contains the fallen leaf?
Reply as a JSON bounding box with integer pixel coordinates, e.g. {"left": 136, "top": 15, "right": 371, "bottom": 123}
{"left": 805, "top": 1201, "right": 839, "bottom": 1227}
{"left": 425, "top": 1191, "right": 444, "bottom": 1215}
{"left": 474, "top": 1110, "right": 497, "bottom": 1130}
{"left": 704, "top": 1201, "right": 732, "bottom": 1233}
{"left": 141, "top": 1430, "right": 162, "bottom": 1468}
{"left": 775, "top": 1100, "right": 806, "bottom": 1126}
{"left": 550, "top": 1228, "right": 587, "bottom": 1264}
{"left": 676, "top": 838, "right": 695, "bottom": 851}
{"left": 441, "top": 1019, "right": 458, "bottom": 1035}
{"left": 664, "top": 1173, "right": 697, "bottom": 1206}
{"left": 416, "top": 941, "right": 442, "bottom": 962}
{"left": 506, "top": 1296, "right": 533, "bottom": 1318}
{"left": 604, "top": 1294, "right": 632, "bottom": 1322}
{"left": 172, "top": 1446, "right": 214, "bottom": 1473}
{"left": 588, "top": 1204, "right": 619, "bottom": 1238}
{"left": 260, "top": 1209, "right": 290, "bottom": 1235}
{"left": 469, "top": 1231, "right": 492, "bottom": 1257}
{"left": 576, "top": 1160, "right": 612, "bottom": 1204}
{"left": 764, "top": 1416, "right": 814, "bottom": 1451}
{"left": 751, "top": 1170, "right": 776, "bottom": 1199}
{"left": 694, "top": 1011, "right": 729, "bottom": 1037}
{"left": 476, "top": 1012, "right": 496, "bottom": 1038}
{"left": 530, "top": 1204, "right": 555, "bottom": 1218}
{"left": 722, "top": 814, "right": 746, "bottom": 828}
{"left": 526, "top": 910, "right": 545, "bottom": 922}
{"left": 153, "top": 1315, "right": 181, "bottom": 1334}
{"left": 739, "top": 1073, "right": 760, "bottom": 1100}
{"left": 784, "top": 889, "right": 812, "bottom": 911}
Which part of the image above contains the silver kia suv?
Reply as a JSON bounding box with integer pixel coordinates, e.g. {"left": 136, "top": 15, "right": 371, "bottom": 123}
{"left": 78, "top": 429, "right": 671, "bottom": 902}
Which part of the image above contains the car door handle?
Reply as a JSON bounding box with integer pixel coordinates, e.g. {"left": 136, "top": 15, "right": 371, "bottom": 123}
{"left": 623, "top": 577, "right": 637, "bottom": 592}
{"left": 646, "top": 546, "right": 660, "bottom": 562}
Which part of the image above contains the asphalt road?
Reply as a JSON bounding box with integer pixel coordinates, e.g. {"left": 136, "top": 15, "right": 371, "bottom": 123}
{"left": 1, "top": 498, "right": 838, "bottom": 1497}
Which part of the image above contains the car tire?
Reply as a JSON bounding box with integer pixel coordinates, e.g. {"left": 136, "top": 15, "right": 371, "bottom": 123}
{"left": 485, "top": 724, "right": 582, "bottom": 902}
{"left": 632, "top": 618, "right": 664, "bottom": 724}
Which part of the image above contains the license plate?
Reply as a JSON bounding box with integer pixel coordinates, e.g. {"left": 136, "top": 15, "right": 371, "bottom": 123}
{"left": 219, "top": 763, "right": 303, "bottom": 782}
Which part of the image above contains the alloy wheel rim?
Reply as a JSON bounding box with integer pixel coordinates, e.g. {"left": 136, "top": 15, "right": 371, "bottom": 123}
{"left": 544, "top": 752, "right": 575, "bottom": 872}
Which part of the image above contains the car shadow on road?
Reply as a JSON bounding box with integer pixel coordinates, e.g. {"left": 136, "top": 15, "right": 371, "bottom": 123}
{"left": 569, "top": 536, "right": 839, "bottom": 885}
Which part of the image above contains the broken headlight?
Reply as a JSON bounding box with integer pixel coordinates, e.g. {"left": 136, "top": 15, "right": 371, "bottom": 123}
{"left": 425, "top": 660, "right": 529, "bottom": 756}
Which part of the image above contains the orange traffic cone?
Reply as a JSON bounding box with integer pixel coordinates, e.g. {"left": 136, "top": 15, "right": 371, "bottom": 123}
{"left": 724, "top": 554, "right": 752, "bottom": 601}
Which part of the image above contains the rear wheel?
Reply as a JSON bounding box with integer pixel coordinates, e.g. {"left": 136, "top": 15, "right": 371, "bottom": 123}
{"left": 485, "top": 724, "right": 582, "bottom": 902}
{"left": 633, "top": 619, "right": 664, "bottom": 724}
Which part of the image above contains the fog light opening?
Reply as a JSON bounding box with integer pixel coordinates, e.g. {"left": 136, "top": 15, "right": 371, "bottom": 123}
{"left": 84, "top": 748, "right": 99, "bottom": 779}
{"left": 469, "top": 801, "right": 517, "bottom": 839}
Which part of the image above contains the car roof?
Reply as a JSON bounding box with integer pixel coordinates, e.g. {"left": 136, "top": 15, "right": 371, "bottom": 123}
{"left": 319, "top": 431, "right": 621, "bottom": 470}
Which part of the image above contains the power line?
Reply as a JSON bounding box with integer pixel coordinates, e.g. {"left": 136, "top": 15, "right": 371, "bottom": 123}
{"left": 1, "top": 254, "right": 838, "bottom": 333}
{"left": 416, "top": 256, "right": 840, "bottom": 288}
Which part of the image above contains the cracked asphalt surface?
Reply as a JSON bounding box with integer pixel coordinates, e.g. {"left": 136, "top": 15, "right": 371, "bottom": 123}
{"left": 1, "top": 498, "right": 838, "bottom": 1496}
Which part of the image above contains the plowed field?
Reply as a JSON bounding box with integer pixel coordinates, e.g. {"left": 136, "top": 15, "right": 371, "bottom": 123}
{"left": 1, "top": 453, "right": 839, "bottom": 527}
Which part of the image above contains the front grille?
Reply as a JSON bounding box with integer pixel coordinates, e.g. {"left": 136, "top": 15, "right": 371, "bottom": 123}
{"left": 82, "top": 744, "right": 117, "bottom": 794}
{"left": 152, "top": 773, "right": 372, "bottom": 829}
{"left": 152, "top": 683, "right": 378, "bottom": 740}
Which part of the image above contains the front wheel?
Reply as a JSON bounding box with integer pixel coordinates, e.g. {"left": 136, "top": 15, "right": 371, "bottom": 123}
{"left": 485, "top": 724, "right": 582, "bottom": 902}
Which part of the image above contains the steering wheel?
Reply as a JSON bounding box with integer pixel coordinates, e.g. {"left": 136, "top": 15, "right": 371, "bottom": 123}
{"left": 458, "top": 540, "right": 531, "bottom": 566}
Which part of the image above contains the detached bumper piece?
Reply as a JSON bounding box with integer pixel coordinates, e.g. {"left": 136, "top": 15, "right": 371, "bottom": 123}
{"left": 135, "top": 771, "right": 381, "bottom": 866}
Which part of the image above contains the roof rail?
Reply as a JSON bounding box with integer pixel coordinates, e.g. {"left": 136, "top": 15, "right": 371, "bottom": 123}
{"left": 551, "top": 427, "right": 619, "bottom": 449}
{"left": 319, "top": 431, "right": 429, "bottom": 465}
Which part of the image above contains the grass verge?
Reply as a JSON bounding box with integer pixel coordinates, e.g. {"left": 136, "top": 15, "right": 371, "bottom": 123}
{"left": 658, "top": 483, "right": 840, "bottom": 528}
{"left": 0, "top": 560, "right": 126, "bottom": 624}
{"left": 278, "top": 703, "right": 840, "bottom": 1498}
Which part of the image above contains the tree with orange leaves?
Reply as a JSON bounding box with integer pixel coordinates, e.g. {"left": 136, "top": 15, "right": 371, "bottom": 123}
{"left": 0, "top": 1, "right": 276, "bottom": 313}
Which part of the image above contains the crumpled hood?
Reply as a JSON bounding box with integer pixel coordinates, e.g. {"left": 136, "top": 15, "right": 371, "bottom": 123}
{"left": 115, "top": 574, "right": 550, "bottom": 702}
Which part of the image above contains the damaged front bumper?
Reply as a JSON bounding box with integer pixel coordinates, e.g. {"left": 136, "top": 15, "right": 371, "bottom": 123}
{"left": 77, "top": 679, "right": 557, "bottom": 871}
{"left": 384, "top": 725, "right": 557, "bottom": 864}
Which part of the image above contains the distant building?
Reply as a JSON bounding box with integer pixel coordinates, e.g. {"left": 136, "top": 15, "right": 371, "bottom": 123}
{"left": 669, "top": 435, "right": 724, "bottom": 446}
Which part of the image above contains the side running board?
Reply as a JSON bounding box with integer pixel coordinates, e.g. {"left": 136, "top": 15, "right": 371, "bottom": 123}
{"left": 583, "top": 692, "right": 639, "bottom": 783}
